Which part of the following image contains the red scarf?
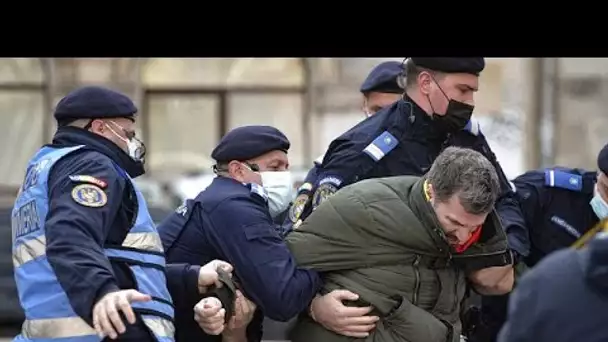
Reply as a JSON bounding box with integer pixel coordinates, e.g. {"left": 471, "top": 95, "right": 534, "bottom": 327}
{"left": 454, "top": 226, "right": 482, "bottom": 253}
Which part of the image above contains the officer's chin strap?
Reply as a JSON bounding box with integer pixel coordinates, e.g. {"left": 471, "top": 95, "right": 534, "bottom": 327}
{"left": 571, "top": 218, "right": 608, "bottom": 249}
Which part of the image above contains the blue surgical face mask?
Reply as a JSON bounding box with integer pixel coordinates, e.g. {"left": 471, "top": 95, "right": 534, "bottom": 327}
{"left": 590, "top": 185, "right": 608, "bottom": 219}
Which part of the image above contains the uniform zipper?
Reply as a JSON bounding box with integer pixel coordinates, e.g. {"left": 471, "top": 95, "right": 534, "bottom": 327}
{"left": 412, "top": 255, "right": 421, "bottom": 305}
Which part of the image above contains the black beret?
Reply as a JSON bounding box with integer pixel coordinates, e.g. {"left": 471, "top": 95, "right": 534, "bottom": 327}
{"left": 411, "top": 57, "right": 485, "bottom": 76}
{"left": 598, "top": 143, "right": 608, "bottom": 174}
{"left": 54, "top": 85, "right": 137, "bottom": 122}
{"left": 211, "top": 125, "right": 290, "bottom": 163}
{"left": 360, "top": 61, "right": 404, "bottom": 94}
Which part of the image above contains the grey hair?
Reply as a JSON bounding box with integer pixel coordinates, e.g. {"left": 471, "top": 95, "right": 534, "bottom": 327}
{"left": 426, "top": 146, "right": 500, "bottom": 215}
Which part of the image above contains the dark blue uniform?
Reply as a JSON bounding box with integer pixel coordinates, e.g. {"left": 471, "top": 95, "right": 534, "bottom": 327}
{"left": 31, "top": 127, "right": 201, "bottom": 340}
{"left": 497, "top": 230, "right": 608, "bottom": 342}
{"left": 158, "top": 125, "right": 322, "bottom": 342}
{"left": 288, "top": 97, "right": 519, "bottom": 231}
{"left": 12, "top": 86, "right": 201, "bottom": 342}
{"left": 472, "top": 167, "right": 598, "bottom": 342}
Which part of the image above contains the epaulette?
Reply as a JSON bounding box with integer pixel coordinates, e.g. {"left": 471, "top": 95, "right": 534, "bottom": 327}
{"left": 544, "top": 169, "right": 582, "bottom": 192}
{"left": 362, "top": 131, "right": 399, "bottom": 162}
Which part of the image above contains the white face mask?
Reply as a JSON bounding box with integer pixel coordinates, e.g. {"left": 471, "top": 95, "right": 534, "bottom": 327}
{"left": 106, "top": 121, "right": 146, "bottom": 163}
{"left": 591, "top": 184, "right": 608, "bottom": 219}
{"left": 260, "top": 171, "right": 294, "bottom": 218}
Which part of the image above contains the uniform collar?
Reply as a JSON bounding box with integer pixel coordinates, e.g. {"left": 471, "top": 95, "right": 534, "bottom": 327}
{"left": 400, "top": 95, "right": 449, "bottom": 142}
{"left": 50, "top": 126, "right": 145, "bottom": 178}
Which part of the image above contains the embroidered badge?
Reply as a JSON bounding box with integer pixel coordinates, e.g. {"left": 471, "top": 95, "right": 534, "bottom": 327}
{"left": 289, "top": 193, "right": 309, "bottom": 223}
{"left": 71, "top": 184, "right": 108, "bottom": 207}
{"left": 312, "top": 182, "right": 338, "bottom": 210}
{"left": 69, "top": 175, "right": 108, "bottom": 189}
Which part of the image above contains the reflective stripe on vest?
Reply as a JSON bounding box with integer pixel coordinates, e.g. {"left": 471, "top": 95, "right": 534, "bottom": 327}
{"left": 11, "top": 145, "right": 175, "bottom": 342}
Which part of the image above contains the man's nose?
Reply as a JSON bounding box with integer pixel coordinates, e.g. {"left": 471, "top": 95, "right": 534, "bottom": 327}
{"left": 456, "top": 229, "right": 472, "bottom": 244}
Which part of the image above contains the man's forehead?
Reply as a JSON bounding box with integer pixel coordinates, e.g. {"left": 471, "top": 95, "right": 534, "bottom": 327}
{"left": 445, "top": 73, "right": 479, "bottom": 91}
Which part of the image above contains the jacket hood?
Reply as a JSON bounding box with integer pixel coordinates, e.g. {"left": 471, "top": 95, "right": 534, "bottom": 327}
{"left": 584, "top": 231, "right": 608, "bottom": 292}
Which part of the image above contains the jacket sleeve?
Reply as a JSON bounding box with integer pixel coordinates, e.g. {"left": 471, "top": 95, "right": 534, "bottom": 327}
{"left": 45, "top": 153, "right": 123, "bottom": 325}
{"left": 164, "top": 263, "right": 201, "bottom": 311}
{"left": 204, "top": 196, "right": 322, "bottom": 322}
{"left": 498, "top": 170, "right": 547, "bottom": 258}
{"left": 496, "top": 262, "right": 544, "bottom": 342}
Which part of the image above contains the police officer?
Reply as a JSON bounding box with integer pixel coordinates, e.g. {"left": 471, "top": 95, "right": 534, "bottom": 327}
{"left": 284, "top": 60, "right": 404, "bottom": 231}
{"left": 469, "top": 144, "right": 608, "bottom": 342}
{"left": 158, "top": 125, "right": 380, "bottom": 341}
{"left": 11, "top": 86, "right": 232, "bottom": 342}
{"left": 288, "top": 57, "right": 519, "bottom": 236}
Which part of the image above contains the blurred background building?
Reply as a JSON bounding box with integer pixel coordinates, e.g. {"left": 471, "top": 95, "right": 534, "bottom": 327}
{"left": 0, "top": 57, "right": 606, "bottom": 187}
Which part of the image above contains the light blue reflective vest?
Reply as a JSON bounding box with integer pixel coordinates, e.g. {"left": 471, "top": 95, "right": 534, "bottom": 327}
{"left": 11, "top": 145, "right": 175, "bottom": 342}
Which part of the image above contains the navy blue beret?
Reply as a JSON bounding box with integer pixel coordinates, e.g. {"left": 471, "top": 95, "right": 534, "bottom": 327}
{"left": 360, "top": 61, "right": 404, "bottom": 94}
{"left": 211, "top": 125, "right": 290, "bottom": 163}
{"left": 411, "top": 57, "right": 485, "bottom": 76}
{"left": 54, "top": 86, "right": 137, "bottom": 122}
{"left": 598, "top": 143, "right": 608, "bottom": 174}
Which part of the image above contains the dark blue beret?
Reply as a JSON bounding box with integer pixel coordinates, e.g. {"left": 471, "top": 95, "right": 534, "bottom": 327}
{"left": 411, "top": 57, "right": 485, "bottom": 76}
{"left": 211, "top": 125, "right": 290, "bottom": 163}
{"left": 598, "top": 143, "right": 608, "bottom": 174}
{"left": 360, "top": 61, "right": 404, "bottom": 94}
{"left": 54, "top": 86, "right": 137, "bottom": 122}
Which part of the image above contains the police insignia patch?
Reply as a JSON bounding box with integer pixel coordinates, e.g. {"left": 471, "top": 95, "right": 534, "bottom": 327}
{"left": 312, "top": 182, "right": 338, "bottom": 210}
{"left": 289, "top": 194, "right": 309, "bottom": 223}
{"left": 71, "top": 184, "right": 108, "bottom": 207}
{"left": 69, "top": 175, "right": 108, "bottom": 189}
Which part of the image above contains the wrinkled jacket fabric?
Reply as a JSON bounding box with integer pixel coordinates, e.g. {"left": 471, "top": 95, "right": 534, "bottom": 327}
{"left": 285, "top": 176, "right": 512, "bottom": 342}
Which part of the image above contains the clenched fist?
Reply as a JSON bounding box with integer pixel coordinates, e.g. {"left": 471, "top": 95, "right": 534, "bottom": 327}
{"left": 194, "top": 296, "right": 226, "bottom": 335}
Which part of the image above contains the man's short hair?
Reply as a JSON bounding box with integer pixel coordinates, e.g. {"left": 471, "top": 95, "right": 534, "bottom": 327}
{"left": 426, "top": 146, "right": 500, "bottom": 215}
{"left": 404, "top": 59, "right": 444, "bottom": 89}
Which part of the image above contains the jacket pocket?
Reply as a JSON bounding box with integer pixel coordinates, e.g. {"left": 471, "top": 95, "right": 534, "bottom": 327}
{"left": 376, "top": 296, "right": 456, "bottom": 342}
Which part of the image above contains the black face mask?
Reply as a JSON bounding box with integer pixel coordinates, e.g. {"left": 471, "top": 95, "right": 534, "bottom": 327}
{"left": 431, "top": 99, "right": 474, "bottom": 134}
{"left": 427, "top": 76, "right": 475, "bottom": 134}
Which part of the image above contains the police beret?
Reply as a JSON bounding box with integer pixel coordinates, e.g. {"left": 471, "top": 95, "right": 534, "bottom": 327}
{"left": 597, "top": 143, "right": 608, "bottom": 174}
{"left": 211, "top": 125, "right": 290, "bottom": 163}
{"left": 360, "top": 61, "right": 404, "bottom": 94}
{"left": 410, "top": 57, "right": 485, "bottom": 76}
{"left": 54, "top": 86, "right": 137, "bottom": 122}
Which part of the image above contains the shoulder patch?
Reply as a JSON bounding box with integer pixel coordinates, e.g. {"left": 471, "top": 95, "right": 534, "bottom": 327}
{"left": 297, "top": 182, "right": 313, "bottom": 193}
{"left": 464, "top": 118, "right": 481, "bottom": 136}
{"left": 544, "top": 169, "right": 582, "bottom": 192}
{"left": 289, "top": 193, "right": 309, "bottom": 223}
{"left": 69, "top": 175, "right": 108, "bottom": 189}
{"left": 313, "top": 182, "right": 338, "bottom": 210}
{"left": 363, "top": 131, "right": 399, "bottom": 162}
{"left": 249, "top": 183, "right": 268, "bottom": 201}
{"left": 71, "top": 184, "right": 108, "bottom": 207}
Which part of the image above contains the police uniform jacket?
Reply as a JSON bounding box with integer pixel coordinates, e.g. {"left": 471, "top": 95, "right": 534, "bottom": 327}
{"left": 289, "top": 96, "right": 522, "bottom": 256}
{"left": 497, "top": 230, "right": 608, "bottom": 342}
{"left": 500, "top": 166, "right": 597, "bottom": 267}
{"left": 158, "top": 176, "right": 323, "bottom": 342}
{"left": 12, "top": 127, "right": 202, "bottom": 341}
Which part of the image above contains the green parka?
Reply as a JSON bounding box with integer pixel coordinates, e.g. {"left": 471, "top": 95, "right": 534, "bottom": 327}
{"left": 285, "top": 175, "right": 512, "bottom": 342}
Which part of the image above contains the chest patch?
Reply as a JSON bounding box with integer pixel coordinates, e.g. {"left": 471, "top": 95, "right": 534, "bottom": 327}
{"left": 550, "top": 215, "right": 581, "bottom": 238}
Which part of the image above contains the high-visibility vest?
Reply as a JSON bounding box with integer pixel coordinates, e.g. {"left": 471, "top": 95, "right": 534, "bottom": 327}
{"left": 12, "top": 145, "right": 175, "bottom": 342}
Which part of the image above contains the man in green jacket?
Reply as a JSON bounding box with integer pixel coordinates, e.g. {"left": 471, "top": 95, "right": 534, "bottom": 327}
{"left": 285, "top": 146, "right": 514, "bottom": 342}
